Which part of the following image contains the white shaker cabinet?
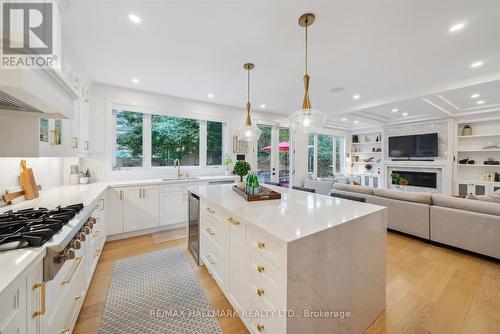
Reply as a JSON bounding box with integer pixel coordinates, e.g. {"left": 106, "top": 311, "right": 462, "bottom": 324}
{"left": 0, "top": 258, "right": 44, "bottom": 334}
{"left": 142, "top": 186, "right": 160, "bottom": 229}
{"left": 107, "top": 188, "right": 124, "bottom": 235}
{"left": 159, "top": 184, "right": 190, "bottom": 227}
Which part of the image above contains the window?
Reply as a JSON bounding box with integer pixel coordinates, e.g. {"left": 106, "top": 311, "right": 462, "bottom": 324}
{"left": 207, "top": 121, "right": 223, "bottom": 166}
{"left": 317, "top": 134, "right": 334, "bottom": 178}
{"left": 115, "top": 110, "right": 143, "bottom": 168}
{"left": 151, "top": 115, "right": 199, "bottom": 166}
{"left": 308, "top": 133, "right": 314, "bottom": 174}
{"left": 113, "top": 107, "right": 226, "bottom": 169}
{"left": 308, "top": 133, "right": 345, "bottom": 177}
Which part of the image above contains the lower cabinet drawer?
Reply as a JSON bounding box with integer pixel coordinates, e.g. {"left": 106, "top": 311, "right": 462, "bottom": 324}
{"left": 201, "top": 230, "right": 226, "bottom": 288}
{"left": 200, "top": 211, "right": 226, "bottom": 251}
{"left": 47, "top": 254, "right": 85, "bottom": 334}
{"left": 248, "top": 248, "right": 283, "bottom": 292}
{"left": 0, "top": 278, "right": 27, "bottom": 334}
{"left": 247, "top": 226, "right": 285, "bottom": 270}
{"left": 248, "top": 290, "right": 286, "bottom": 334}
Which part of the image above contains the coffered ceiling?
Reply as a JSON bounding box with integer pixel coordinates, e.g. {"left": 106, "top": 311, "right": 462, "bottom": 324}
{"left": 61, "top": 0, "right": 500, "bottom": 128}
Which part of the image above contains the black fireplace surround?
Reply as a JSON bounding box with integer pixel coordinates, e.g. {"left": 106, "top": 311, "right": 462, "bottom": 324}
{"left": 393, "top": 170, "right": 437, "bottom": 189}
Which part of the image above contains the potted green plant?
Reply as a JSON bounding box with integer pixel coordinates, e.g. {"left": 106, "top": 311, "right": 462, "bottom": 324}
{"left": 233, "top": 160, "right": 251, "bottom": 189}
{"left": 223, "top": 155, "right": 233, "bottom": 176}
{"left": 80, "top": 168, "right": 91, "bottom": 184}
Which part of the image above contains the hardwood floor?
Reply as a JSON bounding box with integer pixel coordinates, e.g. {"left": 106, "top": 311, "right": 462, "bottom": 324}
{"left": 74, "top": 232, "right": 500, "bottom": 334}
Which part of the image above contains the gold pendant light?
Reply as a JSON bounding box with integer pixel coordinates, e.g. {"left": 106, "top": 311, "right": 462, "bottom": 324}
{"left": 236, "top": 63, "right": 261, "bottom": 141}
{"left": 288, "top": 13, "right": 326, "bottom": 132}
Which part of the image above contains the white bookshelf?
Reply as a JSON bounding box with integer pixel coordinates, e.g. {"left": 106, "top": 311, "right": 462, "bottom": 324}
{"left": 454, "top": 119, "right": 500, "bottom": 196}
{"left": 349, "top": 131, "right": 383, "bottom": 184}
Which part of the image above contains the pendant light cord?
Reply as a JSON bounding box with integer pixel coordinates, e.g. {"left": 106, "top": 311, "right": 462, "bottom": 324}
{"left": 305, "top": 18, "right": 308, "bottom": 75}
{"left": 247, "top": 68, "right": 250, "bottom": 104}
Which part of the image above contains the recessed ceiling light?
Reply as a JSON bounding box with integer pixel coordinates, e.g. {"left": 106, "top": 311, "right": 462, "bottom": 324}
{"left": 354, "top": 120, "right": 359, "bottom": 124}
{"left": 353, "top": 94, "right": 361, "bottom": 100}
{"left": 131, "top": 78, "right": 140, "bottom": 84}
{"left": 402, "top": 112, "right": 409, "bottom": 116}
{"left": 470, "top": 93, "right": 480, "bottom": 99}
{"left": 341, "top": 118, "right": 347, "bottom": 121}
{"left": 392, "top": 108, "right": 399, "bottom": 112}
{"left": 470, "top": 61, "right": 484, "bottom": 68}
{"left": 129, "top": 14, "right": 141, "bottom": 24}
{"left": 449, "top": 22, "right": 466, "bottom": 33}
{"left": 207, "top": 93, "right": 214, "bottom": 98}
{"left": 260, "top": 104, "right": 266, "bottom": 109}
{"left": 476, "top": 100, "right": 485, "bottom": 105}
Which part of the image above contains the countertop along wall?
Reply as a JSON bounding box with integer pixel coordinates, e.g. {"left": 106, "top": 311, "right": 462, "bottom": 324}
{"left": 82, "top": 84, "right": 309, "bottom": 182}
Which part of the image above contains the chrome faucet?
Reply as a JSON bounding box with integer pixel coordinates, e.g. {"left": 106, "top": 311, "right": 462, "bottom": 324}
{"left": 173, "top": 159, "right": 183, "bottom": 178}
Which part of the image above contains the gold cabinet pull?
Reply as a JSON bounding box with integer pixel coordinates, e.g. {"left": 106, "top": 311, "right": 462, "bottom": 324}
{"left": 257, "top": 242, "right": 265, "bottom": 249}
{"left": 62, "top": 257, "right": 82, "bottom": 285}
{"left": 257, "top": 288, "right": 265, "bottom": 297}
{"left": 206, "top": 207, "right": 215, "bottom": 214}
{"left": 206, "top": 227, "right": 215, "bottom": 237}
{"left": 257, "top": 265, "right": 265, "bottom": 273}
{"left": 228, "top": 217, "right": 240, "bottom": 225}
{"left": 32, "top": 282, "right": 46, "bottom": 318}
{"left": 257, "top": 323, "right": 265, "bottom": 332}
{"left": 93, "top": 230, "right": 100, "bottom": 238}
{"left": 119, "top": 190, "right": 123, "bottom": 200}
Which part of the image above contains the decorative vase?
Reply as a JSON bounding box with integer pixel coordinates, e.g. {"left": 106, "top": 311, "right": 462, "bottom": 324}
{"left": 236, "top": 180, "right": 245, "bottom": 190}
{"left": 79, "top": 176, "right": 89, "bottom": 184}
{"left": 462, "top": 125, "right": 472, "bottom": 136}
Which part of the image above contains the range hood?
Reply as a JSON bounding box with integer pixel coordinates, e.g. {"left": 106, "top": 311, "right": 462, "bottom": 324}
{"left": 0, "top": 70, "right": 75, "bottom": 119}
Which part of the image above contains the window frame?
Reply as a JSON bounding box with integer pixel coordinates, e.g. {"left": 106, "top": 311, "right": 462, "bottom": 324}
{"left": 110, "top": 102, "right": 227, "bottom": 171}
{"left": 308, "top": 132, "right": 346, "bottom": 178}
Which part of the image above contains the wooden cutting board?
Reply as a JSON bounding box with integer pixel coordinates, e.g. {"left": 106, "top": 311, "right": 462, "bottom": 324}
{"left": 20, "top": 160, "right": 39, "bottom": 200}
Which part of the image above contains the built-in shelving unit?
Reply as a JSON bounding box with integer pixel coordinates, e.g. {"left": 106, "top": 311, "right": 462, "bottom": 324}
{"left": 454, "top": 119, "right": 500, "bottom": 196}
{"left": 349, "top": 131, "right": 383, "bottom": 187}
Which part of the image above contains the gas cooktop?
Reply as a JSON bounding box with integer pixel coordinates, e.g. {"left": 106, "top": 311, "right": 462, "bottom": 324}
{"left": 0, "top": 203, "right": 84, "bottom": 252}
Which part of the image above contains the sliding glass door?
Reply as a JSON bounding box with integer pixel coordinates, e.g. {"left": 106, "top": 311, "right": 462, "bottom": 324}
{"left": 277, "top": 127, "right": 290, "bottom": 186}
{"left": 255, "top": 124, "right": 291, "bottom": 186}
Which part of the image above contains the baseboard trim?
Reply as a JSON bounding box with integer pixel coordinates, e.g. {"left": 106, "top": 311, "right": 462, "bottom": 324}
{"left": 107, "top": 223, "right": 186, "bottom": 241}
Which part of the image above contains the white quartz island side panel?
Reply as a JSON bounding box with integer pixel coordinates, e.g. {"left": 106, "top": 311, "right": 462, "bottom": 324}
{"left": 189, "top": 184, "right": 387, "bottom": 334}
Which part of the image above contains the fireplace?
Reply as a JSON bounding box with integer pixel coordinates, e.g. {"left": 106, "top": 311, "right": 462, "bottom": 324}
{"left": 393, "top": 170, "right": 437, "bottom": 189}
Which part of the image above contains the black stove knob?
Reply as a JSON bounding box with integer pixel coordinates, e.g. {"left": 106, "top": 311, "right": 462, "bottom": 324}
{"left": 71, "top": 240, "right": 81, "bottom": 250}
{"left": 66, "top": 249, "right": 75, "bottom": 260}
{"left": 76, "top": 232, "right": 86, "bottom": 241}
{"left": 86, "top": 220, "right": 94, "bottom": 228}
{"left": 89, "top": 217, "right": 97, "bottom": 224}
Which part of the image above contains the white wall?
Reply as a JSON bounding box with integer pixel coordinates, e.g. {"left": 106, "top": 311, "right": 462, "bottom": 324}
{"left": 82, "top": 84, "right": 305, "bottom": 182}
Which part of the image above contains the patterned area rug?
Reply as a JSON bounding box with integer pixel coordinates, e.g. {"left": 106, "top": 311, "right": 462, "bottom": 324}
{"left": 98, "top": 247, "right": 223, "bottom": 334}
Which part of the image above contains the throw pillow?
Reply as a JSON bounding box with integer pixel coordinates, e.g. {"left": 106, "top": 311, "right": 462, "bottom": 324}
{"left": 494, "top": 189, "right": 500, "bottom": 195}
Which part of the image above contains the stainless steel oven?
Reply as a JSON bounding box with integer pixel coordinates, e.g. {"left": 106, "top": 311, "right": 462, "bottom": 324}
{"left": 188, "top": 192, "right": 200, "bottom": 264}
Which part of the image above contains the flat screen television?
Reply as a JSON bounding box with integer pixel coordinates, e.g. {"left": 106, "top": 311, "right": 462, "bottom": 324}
{"left": 388, "top": 133, "right": 438, "bottom": 158}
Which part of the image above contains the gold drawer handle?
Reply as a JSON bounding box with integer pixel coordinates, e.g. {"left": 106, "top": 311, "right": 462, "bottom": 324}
{"left": 32, "top": 282, "right": 46, "bottom": 318}
{"left": 257, "top": 288, "right": 265, "bottom": 297}
{"left": 206, "top": 254, "right": 216, "bottom": 265}
{"left": 206, "top": 227, "right": 215, "bottom": 236}
{"left": 257, "top": 265, "right": 265, "bottom": 273}
{"left": 228, "top": 217, "right": 240, "bottom": 225}
{"left": 257, "top": 323, "right": 265, "bottom": 332}
{"left": 62, "top": 257, "right": 83, "bottom": 285}
{"left": 93, "top": 230, "right": 100, "bottom": 237}
{"left": 257, "top": 242, "right": 265, "bottom": 249}
{"left": 206, "top": 207, "right": 215, "bottom": 214}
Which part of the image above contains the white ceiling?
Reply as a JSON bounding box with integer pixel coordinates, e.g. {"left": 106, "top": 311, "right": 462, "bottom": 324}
{"left": 62, "top": 0, "right": 500, "bottom": 126}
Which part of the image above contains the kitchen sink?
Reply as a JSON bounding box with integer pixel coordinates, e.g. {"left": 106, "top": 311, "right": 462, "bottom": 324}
{"left": 162, "top": 177, "right": 200, "bottom": 181}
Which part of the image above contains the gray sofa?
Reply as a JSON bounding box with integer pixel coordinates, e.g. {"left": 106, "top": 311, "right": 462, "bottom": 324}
{"left": 330, "top": 184, "right": 500, "bottom": 259}
{"left": 304, "top": 176, "right": 350, "bottom": 195}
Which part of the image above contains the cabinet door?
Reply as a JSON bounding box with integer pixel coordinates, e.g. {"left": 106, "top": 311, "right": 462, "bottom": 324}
{"left": 159, "top": 191, "right": 187, "bottom": 226}
{"left": 27, "top": 261, "right": 44, "bottom": 334}
{"left": 142, "top": 186, "right": 160, "bottom": 229}
{"left": 228, "top": 220, "right": 247, "bottom": 312}
{"left": 107, "top": 188, "right": 124, "bottom": 235}
{"left": 123, "top": 187, "right": 142, "bottom": 232}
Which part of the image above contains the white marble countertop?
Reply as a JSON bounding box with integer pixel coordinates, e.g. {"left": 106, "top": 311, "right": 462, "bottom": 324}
{"left": 189, "top": 184, "right": 386, "bottom": 242}
{"left": 0, "top": 174, "right": 236, "bottom": 293}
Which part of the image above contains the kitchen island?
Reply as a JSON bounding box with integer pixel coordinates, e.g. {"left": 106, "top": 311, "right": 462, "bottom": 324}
{"left": 189, "top": 184, "right": 387, "bottom": 334}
